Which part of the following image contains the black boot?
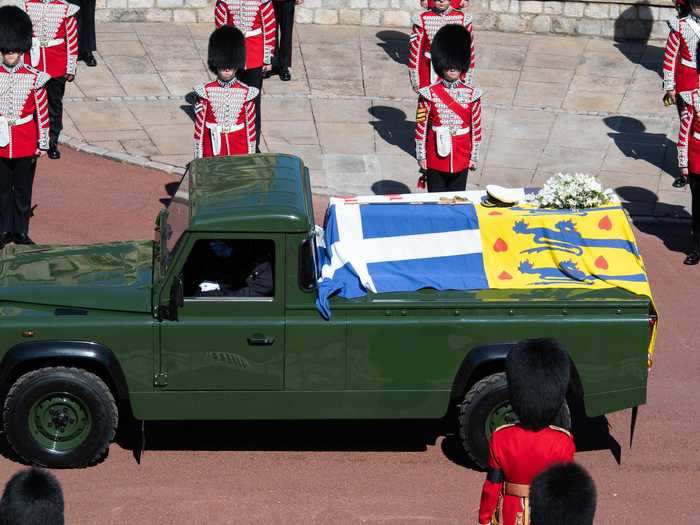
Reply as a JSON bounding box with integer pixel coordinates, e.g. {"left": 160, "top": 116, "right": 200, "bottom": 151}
{"left": 79, "top": 52, "right": 97, "bottom": 67}
{"left": 13, "top": 233, "right": 35, "bottom": 245}
{"left": 0, "top": 232, "right": 12, "bottom": 249}
{"left": 684, "top": 251, "right": 700, "bottom": 265}
{"left": 673, "top": 176, "right": 688, "bottom": 188}
{"left": 48, "top": 140, "right": 60, "bottom": 160}
{"left": 279, "top": 68, "right": 291, "bottom": 81}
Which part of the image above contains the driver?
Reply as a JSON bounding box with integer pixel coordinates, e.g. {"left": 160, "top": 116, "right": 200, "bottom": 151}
{"left": 196, "top": 241, "right": 273, "bottom": 298}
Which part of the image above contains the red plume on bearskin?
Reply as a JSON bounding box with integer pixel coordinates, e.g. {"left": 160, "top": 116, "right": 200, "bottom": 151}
{"left": 207, "top": 26, "right": 246, "bottom": 74}
{"left": 0, "top": 6, "right": 33, "bottom": 54}
{"left": 505, "top": 338, "right": 570, "bottom": 430}
{"left": 530, "top": 463, "right": 597, "bottom": 525}
{"left": 431, "top": 24, "right": 471, "bottom": 75}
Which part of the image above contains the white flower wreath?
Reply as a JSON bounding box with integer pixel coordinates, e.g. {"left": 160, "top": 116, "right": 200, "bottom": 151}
{"left": 525, "top": 173, "right": 616, "bottom": 210}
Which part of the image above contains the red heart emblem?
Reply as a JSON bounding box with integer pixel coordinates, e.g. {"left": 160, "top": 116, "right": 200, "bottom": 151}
{"left": 498, "top": 271, "right": 513, "bottom": 280}
{"left": 493, "top": 238, "right": 508, "bottom": 252}
{"left": 489, "top": 211, "right": 503, "bottom": 216}
{"left": 598, "top": 216, "right": 612, "bottom": 230}
{"left": 595, "top": 256, "right": 609, "bottom": 270}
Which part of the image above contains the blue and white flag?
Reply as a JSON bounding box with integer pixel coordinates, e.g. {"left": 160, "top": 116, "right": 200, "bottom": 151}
{"left": 316, "top": 194, "right": 489, "bottom": 319}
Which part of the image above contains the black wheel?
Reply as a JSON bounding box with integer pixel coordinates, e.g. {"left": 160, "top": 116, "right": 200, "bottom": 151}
{"left": 3, "top": 367, "right": 118, "bottom": 468}
{"left": 458, "top": 373, "right": 570, "bottom": 469}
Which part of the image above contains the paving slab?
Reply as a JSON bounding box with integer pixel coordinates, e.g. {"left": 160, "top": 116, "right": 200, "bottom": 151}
{"left": 61, "top": 24, "right": 689, "bottom": 217}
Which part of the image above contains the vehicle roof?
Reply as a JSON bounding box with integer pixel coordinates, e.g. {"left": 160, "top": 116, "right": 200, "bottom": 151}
{"left": 186, "top": 154, "right": 314, "bottom": 233}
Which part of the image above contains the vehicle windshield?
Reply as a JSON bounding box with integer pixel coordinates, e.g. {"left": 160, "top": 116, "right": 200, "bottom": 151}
{"left": 161, "top": 171, "right": 190, "bottom": 271}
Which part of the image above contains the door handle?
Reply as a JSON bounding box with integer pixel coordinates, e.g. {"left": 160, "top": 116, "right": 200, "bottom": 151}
{"left": 247, "top": 335, "right": 275, "bottom": 346}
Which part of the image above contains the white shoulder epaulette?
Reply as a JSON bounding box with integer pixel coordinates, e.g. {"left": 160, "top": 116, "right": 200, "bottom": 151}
{"left": 548, "top": 425, "right": 572, "bottom": 437}
{"left": 417, "top": 86, "right": 433, "bottom": 101}
{"left": 193, "top": 83, "right": 208, "bottom": 100}
{"left": 246, "top": 85, "right": 260, "bottom": 102}
{"left": 62, "top": 0, "right": 80, "bottom": 17}
{"left": 34, "top": 70, "right": 51, "bottom": 89}
{"left": 412, "top": 12, "right": 423, "bottom": 28}
{"left": 471, "top": 86, "right": 482, "bottom": 102}
{"left": 463, "top": 13, "right": 473, "bottom": 26}
{"left": 668, "top": 15, "right": 681, "bottom": 32}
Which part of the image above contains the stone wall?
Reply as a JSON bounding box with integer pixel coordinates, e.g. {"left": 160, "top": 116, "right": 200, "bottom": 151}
{"left": 0, "top": 0, "right": 676, "bottom": 40}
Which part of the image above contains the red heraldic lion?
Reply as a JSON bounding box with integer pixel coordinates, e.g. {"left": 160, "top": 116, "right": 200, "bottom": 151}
{"left": 23, "top": 0, "right": 79, "bottom": 78}
{"left": 478, "top": 339, "right": 575, "bottom": 525}
{"left": 214, "top": 0, "right": 276, "bottom": 70}
{"left": 408, "top": 5, "right": 474, "bottom": 92}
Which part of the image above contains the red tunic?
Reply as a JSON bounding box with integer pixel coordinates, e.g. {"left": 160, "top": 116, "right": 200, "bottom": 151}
{"left": 23, "top": 0, "right": 79, "bottom": 79}
{"left": 663, "top": 15, "right": 700, "bottom": 94}
{"left": 214, "top": 0, "right": 276, "bottom": 70}
{"left": 478, "top": 424, "right": 576, "bottom": 525}
{"left": 193, "top": 79, "right": 258, "bottom": 159}
{"left": 0, "top": 62, "right": 51, "bottom": 160}
{"left": 408, "top": 8, "right": 475, "bottom": 93}
{"left": 676, "top": 91, "right": 700, "bottom": 176}
{"left": 415, "top": 79, "right": 482, "bottom": 175}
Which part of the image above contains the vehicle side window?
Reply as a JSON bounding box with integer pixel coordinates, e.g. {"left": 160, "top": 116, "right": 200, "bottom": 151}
{"left": 182, "top": 239, "right": 275, "bottom": 299}
{"left": 299, "top": 236, "right": 317, "bottom": 291}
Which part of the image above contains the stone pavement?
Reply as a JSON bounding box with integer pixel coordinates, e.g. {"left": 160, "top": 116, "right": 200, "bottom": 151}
{"left": 61, "top": 22, "right": 690, "bottom": 218}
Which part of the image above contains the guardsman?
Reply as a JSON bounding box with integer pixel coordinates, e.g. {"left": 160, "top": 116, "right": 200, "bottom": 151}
{"left": 530, "top": 463, "right": 597, "bottom": 525}
{"left": 663, "top": 0, "right": 698, "bottom": 113}
{"left": 23, "top": 0, "right": 78, "bottom": 161}
{"left": 193, "top": 27, "right": 258, "bottom": 159}
{"left": 0, "top": 6, "right": 50, "bottom": 247}
{"left": 674, "top": 80, "right": 700, "bottom": 265}
{"left": 477, "top": 338, "right": 575, "bottom": 525}
{"left": 409, "top": 0, "right": 474, "bottom": 93}
{"left": 214, "top": 0, "right": 276, "bottom": 151}
{"left": 415, "top": 25, "right": 481, "bottom": 193}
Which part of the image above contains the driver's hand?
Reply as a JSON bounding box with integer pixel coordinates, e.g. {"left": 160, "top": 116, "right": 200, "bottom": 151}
{"left": 198, "top": 281, "right": 221, "bottom": 293}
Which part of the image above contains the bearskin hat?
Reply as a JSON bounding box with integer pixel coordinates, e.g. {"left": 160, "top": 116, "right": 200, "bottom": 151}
{"left": 505, "top": 338, "right": 570, "bottom": 430}
{"left": 530, "top": 463, "right": 597, "bottom": 525}
{"left": 0, "top": 6, "right": 33, "bottom": 54}
{"left": 431, "top": 24, "right": 471, "bottom": 75}
{"left": 0, "top": 468, "right": 64, "bottom": 525}
{"left": 207, "top": 26, "right": 246, "bottom": 74}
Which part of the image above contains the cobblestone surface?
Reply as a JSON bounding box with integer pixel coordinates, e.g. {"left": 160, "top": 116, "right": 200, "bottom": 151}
{"left": 61, "top": 22, "right": 690, "bottom": 218}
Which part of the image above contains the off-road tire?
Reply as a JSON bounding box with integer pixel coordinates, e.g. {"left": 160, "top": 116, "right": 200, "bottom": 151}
{"left": 3, "top": 367, "right": 118, "bottom": 468}
{"left": 458, "top": 372, "right": 571, "bottom": 469}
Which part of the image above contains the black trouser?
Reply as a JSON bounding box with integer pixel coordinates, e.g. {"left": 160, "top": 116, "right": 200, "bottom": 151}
{"left": 237, "top": 67, "right": 263, "bottom": 152}
{"left": 0, "top": 157, "right": 37, "bottom": 236}
{"left": 273, "top": 0, "right": 295, "bottom": 70}
{"left": 68, "top": 0, "right": 97, "bottom": 53}
{"left": 426, "top": 168, "right": 468, "bottom": 193}
{"left": 690, "top": 175, "right": 700, "bottom": 253}
{"left": 45, "top": 77, "right": 66, "bottom": 145}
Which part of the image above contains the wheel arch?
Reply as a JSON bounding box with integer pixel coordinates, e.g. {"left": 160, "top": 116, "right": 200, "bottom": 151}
{"left": 450, "top": 342, "right": 585, "bottom": 406}
{"left": 0, "top": 341, "right": 130, "bottom": 405}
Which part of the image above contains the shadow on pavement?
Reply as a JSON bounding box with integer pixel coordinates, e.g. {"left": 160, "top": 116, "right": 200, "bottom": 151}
{"left": 613, "top": 3, "right": 661, "bottom": 77}
{"left": 375, "top": 30, "right": 410, "bottom": 66}
{"left": 368, "top": 106, "right": 416, "bottom": 157}
{"left": 623, "top": 196, "right": 692, "bottom": 254}
{"left": 117, "top": 419, "right": 445, "bottom": 455}
{"left": 604, "top": 116, "right": 678, "bottom": 180}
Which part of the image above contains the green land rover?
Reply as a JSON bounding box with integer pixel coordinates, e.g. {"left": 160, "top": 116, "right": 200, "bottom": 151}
{"left": 0, "top": 155, "right": 656, "bottom": 468}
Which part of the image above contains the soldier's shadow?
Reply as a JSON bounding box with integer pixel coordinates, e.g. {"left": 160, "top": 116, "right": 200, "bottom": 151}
{"left": 375, "top": 30, "right": 411, "bottom": 66}
{"left": 368, "top": 106, "right": 416, "bottom": 157}
{"left": 604, "top": 116, "right": 678, "bottom": 181}
{"left": 180, "top": 91, "right": 198, "bottom": 123}
{"left": 613, "top": 3, "right": 662, "bottom": 78}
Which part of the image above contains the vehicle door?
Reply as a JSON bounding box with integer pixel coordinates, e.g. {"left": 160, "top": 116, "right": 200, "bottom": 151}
{"left": 159, "top": 233, "right": 285, "bottom": 390}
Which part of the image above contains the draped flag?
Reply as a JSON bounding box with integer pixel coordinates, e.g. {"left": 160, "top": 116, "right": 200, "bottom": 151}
{"left": 317, "top": 191, "right": 655, "bottom": 356}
